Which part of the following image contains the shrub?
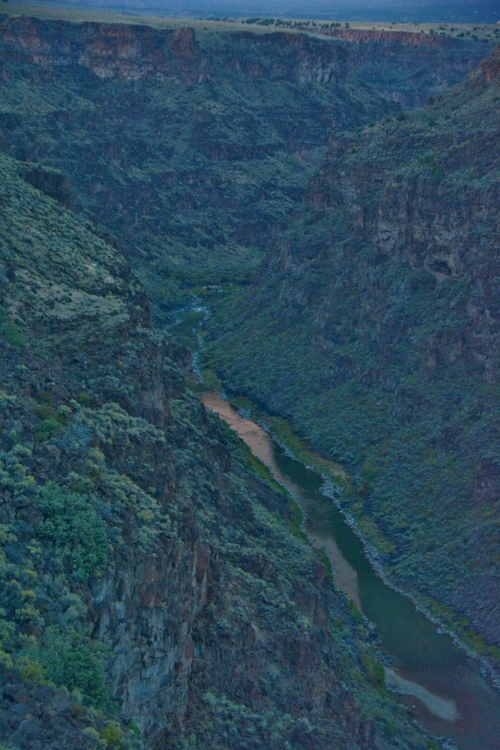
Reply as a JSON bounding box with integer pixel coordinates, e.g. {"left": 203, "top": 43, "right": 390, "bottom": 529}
{"left": 35, "top": 418, "right": 63, "bottom": 442}
{"left": 77, "top": 392, "right": 93, "bottom": 406}
{"left": 34, "top": 394, "right": 69, "bottom": 441}
{"left": 361, "top": 651, "right": 386, "bottom": 691}
{"left": 348, "top": 600, "right": 363, "bottom": 620}
{"left": 24, "top": 626, "right": 110, "bottom": 707}
{"left": 37, "top": 482, "right": 109, "bottom": 580}
{"left": 0, "top": 611, "right": 15, "bottom": 660}
{"left": 0, "top": 308, "right": 25, "bottom": 348}
{"left": 433, "top": 165, "right": 445, "bottom": 183}
{"left": 84, "top": 727, "right": 106, "bottom": 748}
{"left": 17, "top": 655, "right": 46, "bottom": 683}
{"left": 101, "top": 722, "right": 123, "bottom": 748}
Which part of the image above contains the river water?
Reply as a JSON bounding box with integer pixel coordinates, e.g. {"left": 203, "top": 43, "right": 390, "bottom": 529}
{"left": 170, "top": 301, "right": 500, "bottom": 750}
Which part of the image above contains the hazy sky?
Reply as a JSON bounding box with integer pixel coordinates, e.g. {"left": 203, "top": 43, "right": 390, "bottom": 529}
{"left": 32, "top": 0, "right": 500, "bottom": 23}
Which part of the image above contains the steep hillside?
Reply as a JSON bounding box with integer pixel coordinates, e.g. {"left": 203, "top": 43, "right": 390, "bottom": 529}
{"left": 205, "top": 48, "right": 500, "bottom": 664}
{"left": 0, "top": 152, "right": 439, "bottom": 749}
{"left": 0, "top": 14, "right": 491, "bottom": 311}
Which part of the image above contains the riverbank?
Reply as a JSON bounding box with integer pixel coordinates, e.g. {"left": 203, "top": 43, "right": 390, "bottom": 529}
{"left": 198, "top": 386, "right": 500, "bottom": 749}
{"left": 200, "top": 367, "right": 500, "bottom": 692}
{"left": 167, "top": 296, "right": 500, "bottom": 746}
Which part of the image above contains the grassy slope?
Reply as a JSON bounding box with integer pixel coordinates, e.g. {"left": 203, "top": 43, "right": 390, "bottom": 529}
{"left": 204, "top": 51, "right": 500, "bottom": 662}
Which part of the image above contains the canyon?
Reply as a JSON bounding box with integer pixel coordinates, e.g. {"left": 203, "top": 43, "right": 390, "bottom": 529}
{"left": 206, "top": 45, "right": 500, "bottom": 666}
{"left": 0, "top": 8, "right": 499, "bottom": 749}
{"left": 0, "top": 14, "right": 491, "bottom": 310}
{"left": 0, "top": 149, "right": 437, "bottom": 749}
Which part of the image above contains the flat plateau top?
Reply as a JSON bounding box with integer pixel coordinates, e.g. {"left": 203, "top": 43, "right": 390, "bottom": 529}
{"left": 1, "top": 2, "right": 499, "bottom": 40}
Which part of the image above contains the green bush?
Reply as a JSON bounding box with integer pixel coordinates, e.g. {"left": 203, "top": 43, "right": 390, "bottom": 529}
{"left": 24, "top": 626, "right": 110, "bottom": 707}
{"left": 101, "top": 722, "right": 123, "bottom": 748}
{"left": 77, "top": 392, "right": 93, "bottom": 406}
{"left": 37, "top": 482, "right": 109, "bottom": 581}
{"left": 361, "top": 651, "right": 386, "bottom": 691}
{"left": 34, "top": 402, "right": 58, "bottom": 420}
{"left": 84, "top": 728, "right": 106, "bottom": 747}
{"left": 433, "top": 165, "right": 445, "bottom": 183}
{"left": 34, "top": 393, "right": 69, "bottom": 441}
{"left": 0, "top": 308, "right": 25, "bottom": 348}
{"left": 35, "top": 418, "right": 63, "bottom": 442}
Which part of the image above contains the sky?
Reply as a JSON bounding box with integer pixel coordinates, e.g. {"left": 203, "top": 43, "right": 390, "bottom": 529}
{"left": 27, "top": 0, "right": 500, "bottom": 23}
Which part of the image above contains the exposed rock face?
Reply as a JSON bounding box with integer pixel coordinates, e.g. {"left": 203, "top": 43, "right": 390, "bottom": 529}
{"left": 93, "top": 540, "right": 204, "bottom": 734}
{"left": 5, "top": 13, "right": 460, "bottom": 99}
{"left": 205, "top": 49, "right": 500, "bottom": 656}
{"left": 463, "top": 42, "right": 500, "bottom": 86}
{"left": 310, "top": 48, "right": 500, "bottom": 388}
{"left": 22, "top": 164, "right": 73, "bottom": 207}
{"left": 0, "top": 18, "right": 204, "bottom": 81}
{"left": 0, "top": 153, "right": 432, "bottom": 749}
{"left": 318, "top": 27, "right": 462, "bottom": 47}
{"left": 0, "top": 17, "right": 361, "bottom": 85}
{"left": 314, "top": 26, "right": 493, "bottom": 106}
{"left": 0, "top": 17, "right": 482, "bottom": 85}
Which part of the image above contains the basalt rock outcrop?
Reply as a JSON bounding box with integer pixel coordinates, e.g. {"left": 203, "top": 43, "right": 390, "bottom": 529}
{"left": 0, "top": 18, "right": 204, "bottom": 81}
{"left": 205, "top": 48, "right": 500, "bottom": 662}
{"left": 0, "top": 16, "right": 485, "bottom": 84}
{"left": 0, "top": 153, "right": 435, "bottom": 749}
{"left": 319, "top": 28, "right": 461, "bottom": 47}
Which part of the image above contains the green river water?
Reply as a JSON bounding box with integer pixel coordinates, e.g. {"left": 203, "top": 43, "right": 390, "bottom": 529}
{"left": 170, "top": 299, "right": 500, "bottom": 750}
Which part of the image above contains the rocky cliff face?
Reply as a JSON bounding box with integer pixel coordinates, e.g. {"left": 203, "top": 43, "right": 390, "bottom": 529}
{"left": 464, "top": 42, "right": 500, "bottom": 85}
{"left": 310, "top": 46, "right": 500, "bottom": 387}
{"left": 0, "top": 16, "right": 481, "bottom": 84}
{"left": 0, "top": 152, "right": 434, "bottom": 749}
{"left": 319, "top": 28, "right": 459, "bottom": 46}
{"left": 205, "top": 48, "right": 500, "bottom": 660}
{"left": 0, "top": 17, "right": 204, "bottom": 81}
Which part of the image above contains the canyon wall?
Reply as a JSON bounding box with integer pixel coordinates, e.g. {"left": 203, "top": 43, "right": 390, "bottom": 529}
{"left": 0, "top": 15, "right": 491, "bottom": 310}
{"left": 205, "top": 48, "right": 500, "bottom": 660}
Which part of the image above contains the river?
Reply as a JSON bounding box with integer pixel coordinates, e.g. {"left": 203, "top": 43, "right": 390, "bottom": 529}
{"left": 170, "top": 299, "right": 500, "bottom": 750}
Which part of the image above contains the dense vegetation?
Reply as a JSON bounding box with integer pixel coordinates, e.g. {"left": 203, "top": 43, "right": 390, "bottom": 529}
{"left": 205, "top": 47, "right": 500, "bottom": 662}
{"left": 0, "top": 152, "right": 149, "bottom": 746}
{"left": 0, "top": 151, "right": 439, "bottom": 748}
